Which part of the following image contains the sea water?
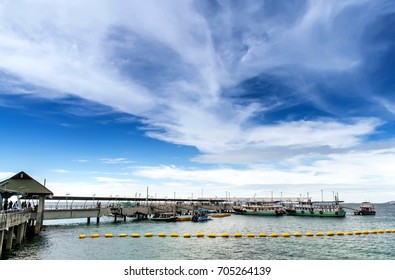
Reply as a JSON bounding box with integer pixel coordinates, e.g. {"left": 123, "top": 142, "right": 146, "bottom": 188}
{"left": 4, "top": 203, "right": 395, "bottom": 260}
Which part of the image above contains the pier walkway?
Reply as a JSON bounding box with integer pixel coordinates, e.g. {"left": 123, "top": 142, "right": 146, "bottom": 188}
{"left": 0, "top": 209, "right": 32, "bottom": 258}
{"left": 41, "top": 195, "right": 232, "bottom": 223}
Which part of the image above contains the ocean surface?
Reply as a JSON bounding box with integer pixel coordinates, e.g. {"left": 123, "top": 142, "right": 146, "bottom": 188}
{"left": 4, "top": 203, "right": 395, "bottom": 260}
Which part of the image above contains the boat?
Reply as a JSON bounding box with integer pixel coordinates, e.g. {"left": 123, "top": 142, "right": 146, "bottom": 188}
{"left": 232, "top": 201, "right": 286, "bottom": 216}
{"left": 354, "top": 202, "right": 376, "bottom": 215}
{"left": 191, "top": 209, "right": 211, "bottom": 222}
{"left": 150, "top": 212, "right": 178, "bottom": 222}
{"left": 284, "top": 197, "right": 346, "bottom": 217}
{"left": 176, "top": 215, "right": 192, "bottom": 221}
{"left": 211, "top": 212, "right": 232, "bottom": 218}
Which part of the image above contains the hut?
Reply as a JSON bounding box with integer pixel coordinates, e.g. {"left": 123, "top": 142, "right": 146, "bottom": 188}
{"left": 0, "top": 171, "right": 53, "bottom": 235}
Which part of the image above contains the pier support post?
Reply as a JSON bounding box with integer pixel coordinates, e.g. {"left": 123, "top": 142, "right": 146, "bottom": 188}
{"left": 87, "top": 217, "right": 90, "bottom": 225}
{"left": 123, "top": 215, "right": 126, "bottom": 222}
{"left": 16, "top": 222, "right": 26, "bottom": 245}
{"left": 34, "top": 195, "right": 46, "bottom": 235}
{"left": 5, "top": 226, "right": 13, "bottom": 252}
{"left": 96, "top": 217, "right": 100, "bottom": 225}
{"left": 0, "top": 230, "right": 4, "bottom": 258}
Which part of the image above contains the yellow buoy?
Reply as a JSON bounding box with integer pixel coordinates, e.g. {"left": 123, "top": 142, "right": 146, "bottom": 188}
{"left": 91, "top": 233, "right": 100, "bottom": 238}
{"left": 316, "top": 232, "right": 324, "bottom": 236}
{"left": 104, "top": 233, "right": 113, "bottom": 238}
{"left": 282, "top": 233, "right": 290, "bottom": 238}
{"left": 247, "top": 233, "right": 255, "bottom": 238}
{"left": 346, "top": 231, "right": 353, "bottom": 235}
{"left": 208, "top": 233, "right": 216, "bottom": 238}
{"left": 170, "top": 233, "right": 179, "bottom": 237}
{"left": 131, "top": 233, "right": 141, "bottom": 238}
{"left": 306, "top": 232, "right": 314, "bottom": 237}
{"left": 183, "top": 233, "right": 191, "bottom": 238}
{"left": 258, "top": 233, "right": 267, "bottom": 237}
{"left": 79, "top": 234, "right": 87, "bottom": 239}
{"left": 144, "top": 232, "right": 153, "bottom": 237}
{"left": 378, "top": 229, "right": 384, "bottom": 234}
{"left": 392, "top": 229, "right": 395, "bottom": 233}
{"left": 158, "top": 232, "right": 166, "bottom": 237}
{"left": 221, "top": 233, "right": 230, "bottom": 238}
{"left": 234, "top": 233, "right": 243, "bottom": 238}
{"left": 362, "top": 230, "right": 369, "bottom": 234}
{"left": 385, "top": 229, "right": 392, "bottom": 233}
{"left": 337, "top": 231, "right": 344, "bottom": 236}
{"left": 196, "top": 232, "right": 205, "bottom": 238}
{"left": 354, "top": 230, "right": 361, "bottom": 235}
{"left": 270, "top": 233, "right": 279, "bottom": 237}
{"left": 294, "top": 232, "right": 302, "bottom": 237}
{"left": 119, "top": 233, "right": 128, "bottom": 237}
{"left": 327, "top": 232, "right": 335, "bottom": 236}
{"left": 370, "top": 230, "right": 377, "bottom": 234}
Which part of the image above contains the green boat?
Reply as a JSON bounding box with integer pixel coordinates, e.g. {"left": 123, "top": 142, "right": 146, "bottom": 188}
{"left": 284, "top": 198, "right": 346, "bottom": 217}
{"left": 233, "top": 201, "right": 285, "bottom": 216}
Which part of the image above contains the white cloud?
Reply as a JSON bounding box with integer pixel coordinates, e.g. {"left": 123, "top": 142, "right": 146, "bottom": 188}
{"left": 131, "top": 147, "right": 395, "bottom": 202}
{"left": 0, "top": 172, "right": 15, "bottom": 181}
{"left": 99, "top": 158, "right": 134, "bottom": 164}
{"left": 0, "top": 1, "right": 386, "bottom": 157}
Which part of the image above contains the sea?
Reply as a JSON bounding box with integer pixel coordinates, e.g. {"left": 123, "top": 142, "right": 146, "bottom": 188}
{"left": 3, "top": 203, "right": 395, "bottom": 260}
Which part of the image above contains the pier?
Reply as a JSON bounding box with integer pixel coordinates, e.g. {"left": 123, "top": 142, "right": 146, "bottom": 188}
{"left": 42, "top": 195, "right": 231, "bottom": 223}
{"left": 1, "top": 171, "right": 232, "bottom": 257}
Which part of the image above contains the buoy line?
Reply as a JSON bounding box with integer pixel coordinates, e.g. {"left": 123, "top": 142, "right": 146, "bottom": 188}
{"left": 79, "top": 229, "right": 395, "bottom": 239}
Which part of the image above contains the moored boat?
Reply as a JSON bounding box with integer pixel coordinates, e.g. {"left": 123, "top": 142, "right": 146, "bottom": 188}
{"left": 354, "top": 202, "right": 376, "bottom": 215}
{"left": 284, "top": 197, "right": 346, "bottom": 217}
{"left": 232, "top": 201, "right": 285, "bottom": 216}
{"left": 177, "top": 215, "right": 192, "bottom": 221}
{"left": 191, "top": 209, "right": 211, "bottom": 222}
{"left": 150, "top": 212, "right": 178, "bottom": 222}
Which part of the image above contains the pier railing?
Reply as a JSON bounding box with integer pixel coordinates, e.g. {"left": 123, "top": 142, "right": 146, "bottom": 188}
{"left": 0, "top": 209, "right": 32, "bottom": 230}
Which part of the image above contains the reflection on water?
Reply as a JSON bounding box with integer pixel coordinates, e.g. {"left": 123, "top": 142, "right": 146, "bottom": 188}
{"left": 4, "top": 204, "right": 395, "bottom": 260}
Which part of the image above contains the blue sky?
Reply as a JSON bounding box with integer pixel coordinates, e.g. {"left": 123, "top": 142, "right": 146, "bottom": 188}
{"left": 1, "top": 0, "right": 395, "bottom": 202}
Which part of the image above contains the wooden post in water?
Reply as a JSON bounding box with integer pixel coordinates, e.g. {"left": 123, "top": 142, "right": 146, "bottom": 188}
{"left": 87, "top": 217, "right": 90, "bottom": 225}
{"left": 0, "top": 230, "right": 4, "bottom": 258}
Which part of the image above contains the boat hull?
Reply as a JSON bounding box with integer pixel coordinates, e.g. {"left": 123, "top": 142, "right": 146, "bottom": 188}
{"left": 354, "top": 210, "right": 376, "bottom": 215}
{"left": 233, "top": 210, "right": 284, "bottom": 216}
{"left": 285, "top": 209, "right": 346, "bottom": 217}
{"left": 150, "top": 217, "right": 178, "bottom": 222}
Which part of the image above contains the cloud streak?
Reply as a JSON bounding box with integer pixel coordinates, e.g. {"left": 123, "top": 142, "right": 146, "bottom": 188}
{"left": 1, "top": 1, "right": 394, "bottom": 167}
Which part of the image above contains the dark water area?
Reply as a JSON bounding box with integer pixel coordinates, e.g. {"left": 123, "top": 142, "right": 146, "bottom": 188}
{"left": 3, "top": 203, "right": 395, "bottom": 260}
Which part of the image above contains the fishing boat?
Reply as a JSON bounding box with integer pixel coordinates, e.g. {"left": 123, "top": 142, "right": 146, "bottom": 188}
{"left": 354, "top": 202, "right": 376, "bottom": 215}
{"left": 284, "top": 197, "right": 346, "bottom": 217}
{"left": 232, "top": 201, "right": 286, "bottom": 216}
{"left": 191, "top": 209, "right": 211, "bottom": 222}
{"left": 150, "top": 212, "right": 178, "bottom": 222}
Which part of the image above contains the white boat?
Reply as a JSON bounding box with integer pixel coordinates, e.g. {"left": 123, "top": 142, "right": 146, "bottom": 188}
{"left": 150, "top": 212, "right": 178, "bottom": 222}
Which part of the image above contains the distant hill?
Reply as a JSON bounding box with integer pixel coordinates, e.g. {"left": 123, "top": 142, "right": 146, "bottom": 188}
{"left": 384, "top": 201, "right": 395, "bottom": 204}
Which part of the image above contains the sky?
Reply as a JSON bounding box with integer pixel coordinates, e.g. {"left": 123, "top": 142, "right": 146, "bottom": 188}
{"left": 1, "top": 0, "right": 395, "bottom": 202}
